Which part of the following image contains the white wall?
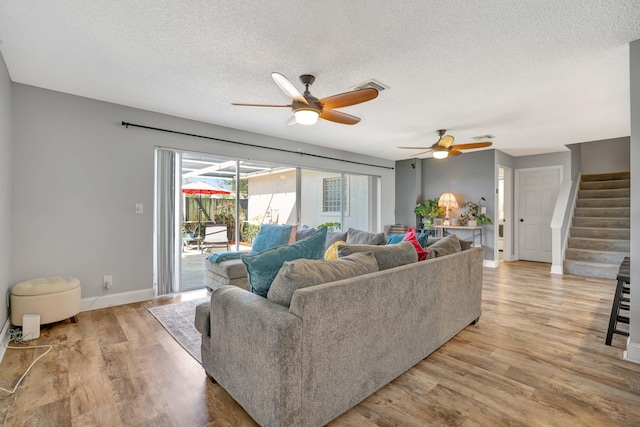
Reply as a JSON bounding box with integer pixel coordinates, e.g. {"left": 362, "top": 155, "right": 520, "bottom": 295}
{"left": 628, "top": 39, "right": 640, "bottom": 362}
{"left": 0, "top": 53, "right": 12, "bottom": 325}
{"left": 12, "top": 84, "right": 395, "bottom": 300}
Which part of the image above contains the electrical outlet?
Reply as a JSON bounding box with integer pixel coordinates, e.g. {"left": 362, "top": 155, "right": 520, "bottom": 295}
{"left": 135, "top": 203, "right": 143, "bottom": 214}
{"left": 104, "top": 275, "right": 113, "bottom": 289}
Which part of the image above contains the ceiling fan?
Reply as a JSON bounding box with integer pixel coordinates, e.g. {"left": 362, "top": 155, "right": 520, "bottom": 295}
{"left": 232, "top": 73, "right": 378, "bottom": 126}
{"left": 399, "top": 129, "right": 493, "bottom": 159}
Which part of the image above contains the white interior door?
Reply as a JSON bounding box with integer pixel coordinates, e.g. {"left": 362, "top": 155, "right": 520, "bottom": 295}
{"left": 516, "top": 167, "right": 561, "bottom": 263}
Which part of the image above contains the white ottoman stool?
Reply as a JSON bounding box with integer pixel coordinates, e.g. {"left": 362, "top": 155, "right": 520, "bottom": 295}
{"left": 11, "top": 276, "right": 81, "bottom": 326}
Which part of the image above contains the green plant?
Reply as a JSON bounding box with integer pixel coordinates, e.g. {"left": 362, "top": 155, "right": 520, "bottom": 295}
{"left": 414, "top": 198, "right": 445, "bottom": 218}
{"left": 462, "top": 197, "right": 492, "bottom": 225}
{"left": 317, "top": 222, "right": 341, "bottom": 231}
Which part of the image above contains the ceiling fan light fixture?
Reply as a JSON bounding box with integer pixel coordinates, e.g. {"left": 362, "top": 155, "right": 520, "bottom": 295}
{"left": 433, "top": 150, "right": 449, "bottom": 159}
{"left": 294, "top": 109, "right": 320, "bottom": 125}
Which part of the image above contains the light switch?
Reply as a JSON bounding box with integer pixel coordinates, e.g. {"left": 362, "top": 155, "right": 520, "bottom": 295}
{"left": 135, "top": 203, "right": 143, "bottom": 214}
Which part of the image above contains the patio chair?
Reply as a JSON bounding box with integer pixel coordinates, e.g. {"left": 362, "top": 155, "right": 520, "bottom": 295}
{"left": 201, "top": 224, "right": 229, "bottom": 253}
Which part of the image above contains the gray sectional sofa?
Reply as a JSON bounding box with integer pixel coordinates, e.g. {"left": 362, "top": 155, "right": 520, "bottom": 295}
{"left": 195, "top": 242, "right": 484, "bottom": 426}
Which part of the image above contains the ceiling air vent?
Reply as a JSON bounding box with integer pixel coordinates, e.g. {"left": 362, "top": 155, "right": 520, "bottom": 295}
{"left": 473, "top": 134, "right": 495, "bottom": 140}
{"left": 352, "top": 79, "right": 389, "bottom": 92}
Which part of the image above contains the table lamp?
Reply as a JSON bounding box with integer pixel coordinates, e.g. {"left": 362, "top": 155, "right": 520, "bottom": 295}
{"left": 439, "top": 193, "right": 458, "bottom": 226}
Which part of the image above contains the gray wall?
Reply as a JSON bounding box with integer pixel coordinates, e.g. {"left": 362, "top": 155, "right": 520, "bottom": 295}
{"left": 394, "top": 159, "right": 422, "bottom": 229}
{"left": 579, "top": 137, "right": 630, "bottom": 174}
{"left": 421, "top": 150, "right": 496, "bottom": 261}
{"left": 513, "top": 151, "right": 571, "bottom": 182}
{"left": 630, "top": 39, "right": 640, "bottom": 352}
{"left": 0, "top": 53, "right": 11, "bottom": 325}
{"left": 11, "top": 84, "right": 395, "bottom": 300}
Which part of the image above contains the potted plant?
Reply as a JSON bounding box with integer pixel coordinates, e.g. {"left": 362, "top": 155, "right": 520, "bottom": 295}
{"left": 414, "top": 198, "right": 445, "bottom": 229}
{"left": 462, "top": 197, "right": 492, "bottom": 227}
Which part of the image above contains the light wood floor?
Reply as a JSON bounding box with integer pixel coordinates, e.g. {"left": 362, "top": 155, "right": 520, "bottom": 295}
{"left": 1, "top": 261, "right": 639, "bottom": 426}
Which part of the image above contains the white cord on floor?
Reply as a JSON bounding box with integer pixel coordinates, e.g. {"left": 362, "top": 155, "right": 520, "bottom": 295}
{"left": 0, "top": 329, "right": 53, "bottom": 394}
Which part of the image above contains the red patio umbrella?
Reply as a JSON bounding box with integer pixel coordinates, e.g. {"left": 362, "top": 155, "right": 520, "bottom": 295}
{"left": 182, "top": 182, "right": 232, "bottom": 236}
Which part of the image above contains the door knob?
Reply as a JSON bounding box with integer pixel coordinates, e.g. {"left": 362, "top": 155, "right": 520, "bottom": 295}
{"left": 520, "top": 219, "right": 524, "bottom": 222}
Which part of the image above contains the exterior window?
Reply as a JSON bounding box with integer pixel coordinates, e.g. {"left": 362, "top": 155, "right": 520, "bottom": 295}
{"left": 323, "top": 176, "right": 349, "bottom": 214}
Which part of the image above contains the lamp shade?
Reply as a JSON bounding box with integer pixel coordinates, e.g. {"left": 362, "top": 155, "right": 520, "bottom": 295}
{"left": 438, "top": 192, "right": 458, "bottom": 209}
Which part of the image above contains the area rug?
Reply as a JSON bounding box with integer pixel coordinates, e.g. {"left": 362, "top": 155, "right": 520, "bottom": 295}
{"left": 148, "top": 297, "right": 209, "bottom": 363}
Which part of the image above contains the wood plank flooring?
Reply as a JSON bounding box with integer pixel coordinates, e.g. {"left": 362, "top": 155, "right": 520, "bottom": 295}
{"left": 1, "top": 261, "right": 639, "bottom": 426}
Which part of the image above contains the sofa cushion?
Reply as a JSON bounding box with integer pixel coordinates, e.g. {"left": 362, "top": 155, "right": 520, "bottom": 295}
{"left": 403, "top": 227, "right": 429, "bottom": 261}
{"left": 346, "top": 228, "right": 386, "bottom": 245}
{"left": 242, "top": 227, "right": 327, "bottom": 297}
{"left": 295, "top": 225, "right": 317, "bottom": 241}
{"left": 324, "top": 240, "right": 346, "bottom": 260}
{"left": 251, "top": 224, "right": 293, "bottom": 254}
{"left": 204, "top": 257, "right": 248, "bottom": 279}
{"left": 427, "top": 235, "right": 473, "bottom": 251}
{"left": 427, "top": 234, "right": 462, "bottom": 258}
{"left": 326, "top": 230, "right": 348, "bottom": 249}
{"left": 267, "top": 252, "right": 379, "bottom": 307}
{"left": 338, "top": 240, "right": 417, "bottom": 270}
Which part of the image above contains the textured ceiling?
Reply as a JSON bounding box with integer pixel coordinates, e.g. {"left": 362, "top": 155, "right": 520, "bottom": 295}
{"left": 1, "top": 1, "right": 640, "bottom": 160}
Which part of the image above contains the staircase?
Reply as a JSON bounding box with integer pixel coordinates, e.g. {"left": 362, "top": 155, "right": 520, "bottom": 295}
{"left": 563, "top": 171, "right": 630, "bottom": 280}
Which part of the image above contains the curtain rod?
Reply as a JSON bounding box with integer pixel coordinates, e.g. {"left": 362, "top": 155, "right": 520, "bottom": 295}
{"left": 121, "top": 121, "right": 394, "bottom": 171}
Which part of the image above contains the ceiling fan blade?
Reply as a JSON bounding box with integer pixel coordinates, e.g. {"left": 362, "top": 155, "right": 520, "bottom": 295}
{"left": 319, "top": 88, "right": 378, "bottom": 109}
{"left": 453, "top": 142, "right": 493, "bottom": 150}
{"left": 398, "top": 146, "right": 432, "bottom": 150}
{"left": 285, "top": 115, "right": 297, "bottom": 126}
{"left": 437, "top": 135, "right": 455, "bottom": 148}
{"left": 320, "top": 109, "right": 361, "bottom": 125}
{"left": 414, "top": 149, "right": 434, "bottom": 156}
{"left": 272, "top": 72, "right": 308, "bottom": 105}
{"left": 449, "top": 149, "right": 463, "bottom": 156}
{"left": 231, "top": 103, "right": 291, "bottom": 108}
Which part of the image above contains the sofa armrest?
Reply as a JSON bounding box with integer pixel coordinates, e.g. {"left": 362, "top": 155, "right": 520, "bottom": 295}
{"left": 205, "top": 286, "right": 303, "bottom": 427}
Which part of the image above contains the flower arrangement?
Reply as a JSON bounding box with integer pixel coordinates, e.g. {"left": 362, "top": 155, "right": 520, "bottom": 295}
{"left": 460, "top": 197, "right": 492, "bottom": 226}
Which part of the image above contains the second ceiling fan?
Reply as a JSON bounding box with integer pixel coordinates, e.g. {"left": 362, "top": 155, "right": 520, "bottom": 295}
{"left": 232, "top": 73, "right": 378, "bottom": 126}
{"left": 399, "top": 129, "right": 493, "bottom": 159}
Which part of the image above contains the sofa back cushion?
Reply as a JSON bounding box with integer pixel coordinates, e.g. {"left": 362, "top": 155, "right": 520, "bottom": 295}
{"left": 267, "top": 252, "right": 379, "bottom": 307}
{"left": 346, "top": 228, "right": 386, "bottom": 245}
{"left": 337, "top": 240, "right": 417, "bottom": 270}
{"left": 242, "top": 227, "right": 327, "bottom": 297}
{"left": 427, "top": 234, "right": 462, "bottom": 258}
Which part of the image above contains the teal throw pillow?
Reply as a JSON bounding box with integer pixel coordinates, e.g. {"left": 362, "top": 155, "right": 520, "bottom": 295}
{"left": 386, "top": 234, "right": 405, "bottom": 245}
{"left": 417, "top": 232, "right": 429, "bottom": 248}
{"left": 242, "top": 227, "right": 328, "bottom": 297}
{"left": 251, "top": 224, "right": 293, "bottom": 254}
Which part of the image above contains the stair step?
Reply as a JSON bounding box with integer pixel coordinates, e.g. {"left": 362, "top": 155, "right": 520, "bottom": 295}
{"left": 577, "top": 198, "right": 630, "bottom": 208}
{"left": 580, "top": 179, "right": 630, "bottom": 190}
{"left": 572, "top": 217, "right": 630, "bottom": 228}
{"left": 581, "top": 171, "right": 630, "bottom": 182}
{"left": 568, "top": 237, "right": 630, "bottom": 252}
{"left": 578, "top": 188, "right": 630, "bottom": 199}
{"left": 563, "top": 260, "right": 619, "bottom": 280}
{"left": 570, "top": 227, "right": 630, "bottom": 240}
{"left": 574, "top": 207, "right": 630, "bottom": 218}
{"left": 565, "top": 248, "right": 628, "bottom": 264}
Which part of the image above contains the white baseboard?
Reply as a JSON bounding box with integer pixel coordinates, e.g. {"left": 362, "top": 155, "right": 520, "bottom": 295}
{"left": 483, "top": 259, "right": 499, "bottom": 268}
{"left": 550, "top": 265, "right": 563, "bottom": 275}
{"left": 624, "top": 338, "right": 640, "bottom": 364}
{"left": 0, "top": 316, "right": 11, "bottom": 365}
{"left": 81, "top": 288, "right": 156, "bottom": 312}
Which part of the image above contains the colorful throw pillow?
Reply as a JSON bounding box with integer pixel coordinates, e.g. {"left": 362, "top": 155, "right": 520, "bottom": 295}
{"left": 250, "top": 224, "right": 293, "bottom": 254}
{"left": 242, "top": 227, "right": 327, "bottom": 297}
{"left": 205, "top": 251, "right": 243, "bottom": 263}
{"left": 288, "top": 225, "right": 298, "bottom": 244}
{"left": 324, "top": 240, "right": 346, "bottom": 260}
{"left": 346, "top": 228, "right": 386, "bottom": 245}
{"left": 338, "top": 241, "right": 417, "bottom": 270}
{"left": 267, "top": 252, "right": 379, "bottom": 307}
{"left": 386, "top": 233, "right": 405, "bottom": 245}
{"left": 403, "top": 227, "right": 429, "bottom": 261}
{"left": 416, "top": 232, "right": 429, "bottom": 248}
